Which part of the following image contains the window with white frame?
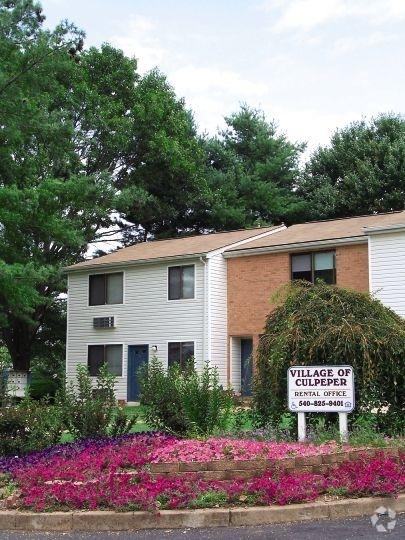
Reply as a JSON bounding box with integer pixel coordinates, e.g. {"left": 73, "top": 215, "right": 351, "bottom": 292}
{"left": 168, "top": 265, "right": 195, "bottom": 300}
{"left": 87, "top": 344, "right": 123, "bottom": 376}
{"left": 291, "top": 251, "right": 336, "bottom": 284}
{"left": 89, "top": 272, "right": 123, "bottom": 306}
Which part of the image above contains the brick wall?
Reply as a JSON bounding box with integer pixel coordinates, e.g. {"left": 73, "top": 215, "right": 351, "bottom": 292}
{"left": 335, "top": 243, "right": 369, "bottom": 291}
{"left": 227, "top": 252, "right": 290, "bottom": 337}
{"left": 150, "top": 447, "right": 403, "bottom": 481}
{"left": 227, "top": 243, "right": 369, "bottom": 341}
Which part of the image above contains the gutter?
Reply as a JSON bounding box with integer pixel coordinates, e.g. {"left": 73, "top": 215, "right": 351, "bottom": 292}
{"left": 64, "top": 252, "right": 208, "bottom": 274}
{"left": 363, "top": 223, "right": 405, "bottom": 235}
{"left": 223, "top": 236, "right": 367, "bottom": 258}
{"left": 199, "top": 256, "right": 208, "bottom": 364}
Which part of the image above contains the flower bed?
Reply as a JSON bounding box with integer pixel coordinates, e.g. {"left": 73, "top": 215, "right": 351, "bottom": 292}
{"left": 0, "top": 433, "right": 404, "bottom": 512}
{"left": 148, "top": 437, "right": 353, "bottom": 462}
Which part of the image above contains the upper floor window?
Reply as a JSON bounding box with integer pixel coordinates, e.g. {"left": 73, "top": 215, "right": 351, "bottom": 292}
{"left": 168, "top": 341, "right": 194, "bottom": 370}
{"left": 88, "top": 344, "right": 123, "bottom": 376}
{"left": 168, "top": 265, "right": 195, "bottom": 300}
{"left": 291, "top": 251, "right": 336, "bottom": 284}
{"left": 89, "top": 272, "right": 123, "bottom": 305}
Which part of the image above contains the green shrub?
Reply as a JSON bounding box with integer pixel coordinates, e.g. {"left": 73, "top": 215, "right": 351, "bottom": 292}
{"left": 108, "top": 404, "right": 139, "bottom": 437}
{"left": 0, "top": 407, "right": 29, "bottom": 456}
{"left": 190, "top": 490, "right": 228, "bottom": 508}
{"left": 180, "top": 362, "right": 233, "bottom": 436}
{"left": 138, "top": 358, "right": 188, "bottom": 434}
{"left": 0, "top": 396, "right": 63, "bottom": 456}
{"left": 138, "top": 357, "right": 233, "bottom": 436}
{"left": 28, "top": 366, "right": 61, "bottom": 401}
{"left": 56, "top": 363, "right": 137, "bottom": 440}
{"left": 253, "top": 281, "right": 405, "bottom": 436}
{"left": 348, "top": 413, "right": 387, "bottom": 447}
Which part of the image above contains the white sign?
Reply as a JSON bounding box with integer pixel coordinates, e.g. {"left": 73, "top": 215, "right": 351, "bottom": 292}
{"left": 288, "top": 365, "right": 354, "bottom": 413}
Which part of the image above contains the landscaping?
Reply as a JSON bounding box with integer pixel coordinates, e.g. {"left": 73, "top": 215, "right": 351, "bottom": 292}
{"left": 0, "top": 304, "right": 404, "bottom": 516}
{"left": 0, "top": 433, "right": 404, "bottom": 513}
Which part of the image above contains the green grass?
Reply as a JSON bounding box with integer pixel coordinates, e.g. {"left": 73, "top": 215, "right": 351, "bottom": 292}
{"left": 124, "top": 405, "right": 150, "bottom": 432}
{"left": 59, "top": 405, "right": 405, "bottom": 446}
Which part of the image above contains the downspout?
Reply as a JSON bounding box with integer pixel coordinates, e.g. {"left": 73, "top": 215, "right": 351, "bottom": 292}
{"left": 200, "top": 256, "right": 209, "bottom": 364}
{"left": 367, "top": 235, "right": 373, "bottom": 295}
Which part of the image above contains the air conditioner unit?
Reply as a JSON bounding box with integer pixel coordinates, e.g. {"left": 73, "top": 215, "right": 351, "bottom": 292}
{"left": 93, "top": 316, "right": 115, "bottom": 329}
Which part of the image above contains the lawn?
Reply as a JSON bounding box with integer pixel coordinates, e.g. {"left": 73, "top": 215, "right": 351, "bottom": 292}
{"left": 0, "top": 433, "right": 404, "bottom": 512}
{"left": 124, "top": 404, "right": 253, "bottom": 434}
{"left": 124, "top": 405, "right": 151, "bottom": 432}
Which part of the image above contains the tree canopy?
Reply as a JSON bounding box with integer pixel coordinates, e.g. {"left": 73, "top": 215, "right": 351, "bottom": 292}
{"left": 200, "top": 105, "right": 306, "bottom": 230}
{"left": 0, "top": 0, "right": 211, "bottom": 369}
{"left": 0, "top": 1, "right": 133, "bottom": 369}
{"left": 2, "top": 0, "right": 405, "bottom": 376}
{"left": 297, "top": 114, "right": 405, "bottom": 220}
{"left": 115, "top": 69, "right": 208, "bottom": 244}
{"left": 253, "top": 281, "right": 405, "bottom": 436}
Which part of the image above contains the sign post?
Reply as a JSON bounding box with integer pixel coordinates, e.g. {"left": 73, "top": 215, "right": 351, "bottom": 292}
{"left": 288, "top": 365, "right": 355, "bottom": 442}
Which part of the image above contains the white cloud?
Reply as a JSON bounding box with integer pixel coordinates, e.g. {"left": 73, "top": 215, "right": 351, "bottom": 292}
{"left": 170, "top": 66, "right": 269, "bottom": 135}
{"left": 358, "top": 0, "right": 405, "bottom": 24}
{"left": 110, "top": 16, "right": 166, "bottom": 72}
{"left": 331, "top": 31, "right": 397, "bottom": 56}
{"left": 266, "top": 0, "right": 405, "bottom": 33}
{"left": 172, "top": 66, "right": 268, "bottom": 97}
{"left": 271, "top": 0, "right": 345, "bottom": 32}
{"left": 269, "top": 106, "right": 357, "bottom": 154}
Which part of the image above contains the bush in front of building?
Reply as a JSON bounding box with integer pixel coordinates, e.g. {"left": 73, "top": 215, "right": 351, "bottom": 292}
{"left": 0, "top": 396, "right": 63, "bottom": 456}
{"left": 55, "top": 363, "right": 138, "bottom": 440}
{"left": 138, "top": 357, "right": 233, "bottom": 436}
{"left": 252, "top": 281, "right": 405, "bottom": 436}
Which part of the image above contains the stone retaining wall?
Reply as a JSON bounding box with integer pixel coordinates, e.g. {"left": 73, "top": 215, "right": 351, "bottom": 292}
{"left": 149, "top": 447, "right": 404, "bottom": 481}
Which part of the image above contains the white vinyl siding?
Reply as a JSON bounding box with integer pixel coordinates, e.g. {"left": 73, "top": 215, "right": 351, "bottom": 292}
{"left": 66, "top": 227, "right": 288, "bottom": 400}
{"left": 66, "top": 259, "right": 205, "bottom": 401}
{"left": 229, "top": 337, "right": 242, "bottom": 393}
{"left": 206, "top": 253, "right": 228, "bottom": 386}
{"left": 368, "top": 230, "right": 405, "bottom": 318}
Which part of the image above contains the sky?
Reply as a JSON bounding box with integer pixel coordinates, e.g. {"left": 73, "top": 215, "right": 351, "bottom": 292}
{"left": 40, "top": 0, "right": 405, "bottom": 155}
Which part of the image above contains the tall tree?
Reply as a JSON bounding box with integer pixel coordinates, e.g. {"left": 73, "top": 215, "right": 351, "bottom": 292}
{"left": 116, "top": 69, "right": 208, "bottom": 244}
{"left": 297, "top": 114, "right": 405, "bottom": 220}
{"left": 200, "top": 105, "right": 306, "bottom": 230}
{"left": 0, "top": 1, "right": 136, "bottom": 370}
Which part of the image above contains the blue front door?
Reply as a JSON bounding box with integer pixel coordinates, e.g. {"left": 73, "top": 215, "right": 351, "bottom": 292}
{"left": 127, "top": 345, "right": 149, "bottom": 402}
{"left": 241, "top": 338, "right": 253, "bottom": 396}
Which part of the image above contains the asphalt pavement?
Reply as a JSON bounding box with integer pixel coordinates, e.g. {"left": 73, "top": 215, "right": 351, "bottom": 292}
{"left": 1, "top": 513, "right": 404, "bottom": 540}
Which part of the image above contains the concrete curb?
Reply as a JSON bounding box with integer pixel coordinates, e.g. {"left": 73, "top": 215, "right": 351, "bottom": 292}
{"left": 0, "top": 494, "right": 404, "bottom": 532}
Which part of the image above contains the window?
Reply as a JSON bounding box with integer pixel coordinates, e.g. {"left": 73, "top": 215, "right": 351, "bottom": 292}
{"left": 89, "top": 272, "right": 123, "bottom": 306}
{"left": 88, "top": 344, "right": 123, "bottom": 376}
{"left": 291, "top": 251, "right": 335, "bottom": 284}
{"left": 168, "top": 341, "right": 194, "bottom": 370}
{"left": 168, "top": 265, "right": 195, "bottom": 300}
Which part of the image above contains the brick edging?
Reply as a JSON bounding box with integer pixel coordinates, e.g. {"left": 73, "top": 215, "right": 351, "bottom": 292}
{"left": 0, "top": 494, "right": 404, "bottom": 532}
{"left": 149, "top": 447, "right": 405, "bottom": 481}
